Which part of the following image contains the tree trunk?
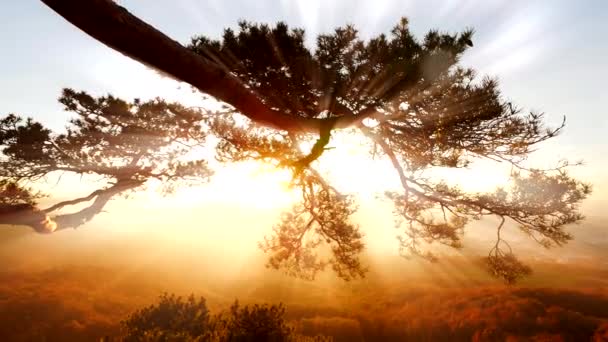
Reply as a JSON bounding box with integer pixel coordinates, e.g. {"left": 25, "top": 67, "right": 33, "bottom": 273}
{"left": 40, "top": 0, "right": 329, "bottom": 133}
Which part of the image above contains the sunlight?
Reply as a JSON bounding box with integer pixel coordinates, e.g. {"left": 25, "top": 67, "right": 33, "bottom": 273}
{"left": 300, "top": 130, "right": 509, "bottom": 197}
{"left": 429, "top": 161, "right": 512, "bottom": 194}
{"left": 172, "top": 162, "right": 298, "bottom": 209}
{"left": 304, "top": 131, "right": 401, "bottom": 197}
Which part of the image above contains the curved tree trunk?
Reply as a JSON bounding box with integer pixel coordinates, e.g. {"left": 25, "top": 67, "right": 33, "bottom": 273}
{"left": 40, "top": 0, "right": 330, "bottom": 133}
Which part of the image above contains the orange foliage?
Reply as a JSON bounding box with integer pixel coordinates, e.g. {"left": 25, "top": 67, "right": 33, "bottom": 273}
{"left": 0, "top": 266, "right": 606, "bottom": 341}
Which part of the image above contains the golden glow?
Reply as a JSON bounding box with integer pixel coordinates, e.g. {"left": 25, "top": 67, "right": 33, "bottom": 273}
{"left": 301, "top": 131, "right": 401, "bottom": 196}
{"left": 184, "top": 163, "right": 296, "bottom": 208}
{"left": 429, "top": 161, "right": 511, "bottom": 194}
{"left": 146, "top": 162, "right": 299, "bottom": 210}
{"left": 170, "top": 130, "right": 510, "bottom": 211}
{"left": 302, "top": 130, "right": 508, "bottom": 197}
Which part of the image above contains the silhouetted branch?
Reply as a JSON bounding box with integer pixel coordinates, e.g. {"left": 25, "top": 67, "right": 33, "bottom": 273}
{"left": 53, "top": 179, "right": 144, "bottom": 230}
{"left": 42, "top": 188, "right": 108, "bottom": 213}
{"left": 40, "top": 0, "right": 333, "bottom": 133}
{"left": 0, "top": 179, "right": 144, "bottom": 233}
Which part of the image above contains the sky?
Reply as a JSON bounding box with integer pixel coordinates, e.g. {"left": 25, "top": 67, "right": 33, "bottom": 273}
{"left": 1, "top": 1, "right": 608, "bottom": 270}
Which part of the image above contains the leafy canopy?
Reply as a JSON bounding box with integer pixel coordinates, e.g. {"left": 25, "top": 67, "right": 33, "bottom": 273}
{"left": 188, "top": 18, "right": 590, "bottom": 282}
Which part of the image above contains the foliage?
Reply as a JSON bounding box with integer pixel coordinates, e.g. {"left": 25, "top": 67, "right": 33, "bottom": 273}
{"left": 121, "top": 294, "right": 328, "bottom": 342}
{"left": 0, "top": 180, "right": 52, "bottom": 232}
{"left": 210, "top": 301, "right": 295, "bottom": 342}
{"left": 351, "top": 287, "right": 608, "bottom": 341}
{"left": 0, "top": 179, "right": 40, "bottom": 207}
{"left": 189, "top": 18, "right": 473, "bottom": 121}
{"left": 0, "top": 89, "right": 212, "bottom": 232}
{"left": 2, "top": 267, "right": 608, "bottom": 342}
{"left": 188, "top": 18, "right": 590, "bottom": 282}
{"left": 1, "top": 89, "right": 211, "bottom": 186}
{"left": 122, "top": 294, "right": 211, "bottom": 341}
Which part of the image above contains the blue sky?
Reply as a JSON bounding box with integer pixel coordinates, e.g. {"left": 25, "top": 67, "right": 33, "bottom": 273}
{"left": 1, "top": 1, "right": 607, "bottom": 210}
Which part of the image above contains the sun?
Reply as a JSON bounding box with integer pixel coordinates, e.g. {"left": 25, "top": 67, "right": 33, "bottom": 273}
{"left": 306, "top": 130, "right": 508, "bottom": 197}
{"left": 299, "top": 130, "right": 402, "bottom": 197}
{"left": 171, "top": 161, "right": 298, "bottom": 209}
{"left": 160, "top": 126, "right": 508, "bottom": 213}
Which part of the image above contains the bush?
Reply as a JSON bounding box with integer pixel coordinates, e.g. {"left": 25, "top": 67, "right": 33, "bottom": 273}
{"left": 121, "top": 294, "right": 328, "bottom": 342}
{"left": 122, "top": 293, "right": 211, "bottom": 341}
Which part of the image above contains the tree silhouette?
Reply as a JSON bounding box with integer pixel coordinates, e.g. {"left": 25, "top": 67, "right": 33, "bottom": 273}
{"left": 3, "top": 0, "right": 592, "bottom": 283}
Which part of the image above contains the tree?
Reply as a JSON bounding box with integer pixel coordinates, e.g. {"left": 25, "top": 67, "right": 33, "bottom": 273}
{"left": 3, "top": 0, "right": 591, "bottom": 283}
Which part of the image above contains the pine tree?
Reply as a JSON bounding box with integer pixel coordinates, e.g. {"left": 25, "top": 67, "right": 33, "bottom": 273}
{"left": 2, "top": 0, "right": 593, "bottom": 283}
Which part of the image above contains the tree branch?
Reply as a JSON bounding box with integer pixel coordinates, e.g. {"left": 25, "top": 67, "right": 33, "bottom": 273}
{"left": 52, "top": 179, "right": 144, "bottom": 231}
{"left": 40, "top": 0, "right": 338, "bottom": 133}
{"left": 0, "top": 204, "right": 51, "bottom": 233}
{"left": 0, "top": 179, "right": 144, "bottom": 233}
{"left": 42, "top": 188, "right": 107, "bottom": 213}
{"left": 287, "top": 118, "right": 337, "bottom": 175}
